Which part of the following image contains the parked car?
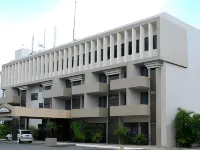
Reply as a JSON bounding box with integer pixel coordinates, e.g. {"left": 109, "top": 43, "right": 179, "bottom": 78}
{"left": 5, "top": 130, "right": 33, "bottom": 143}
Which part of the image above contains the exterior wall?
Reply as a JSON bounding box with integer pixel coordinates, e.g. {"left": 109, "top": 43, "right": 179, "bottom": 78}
{"left": 15, "top": 49, "right": 32, "bottom": 60}
{"left": 0, "top": 74, "right": 2, "bottom": 97}
{"left": 161, "top": 27, "right": 200, "bottom": 146}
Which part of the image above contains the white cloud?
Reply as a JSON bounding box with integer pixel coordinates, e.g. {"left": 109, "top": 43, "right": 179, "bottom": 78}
{"left": 0, "top": 0, "right": 166, "bottom": 70}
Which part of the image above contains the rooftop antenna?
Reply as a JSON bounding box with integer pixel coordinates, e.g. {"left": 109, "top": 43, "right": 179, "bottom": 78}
{"left": 31, "top": 35, "right": 34, "bottom": 54}
{"left": 73, "top": 0, "right": 77, "bottom": 41}
{"left": 44, "top": 29, "right": 46, "bottom": 50}
{"left": 53, "top": 26, "right": 57, "bottom": 48}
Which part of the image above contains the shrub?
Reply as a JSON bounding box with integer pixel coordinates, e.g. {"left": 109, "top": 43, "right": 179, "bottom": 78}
{"left": 113, "top": 125, "right": 129, "bottom": 144}
{"left": 28, "top": 125, "right": 37, "bottom": 139}
{"left": 0, "top": 123, "right": 11, "bottom": 138}
{"left": 174, "top": 108, "right": 200, "bottom": 148}
{"left": 71, "top": 121, "right": 86, "bottom": 142}
{"left": 91, "top": 131, "right": 103, "bottom": 143}
{"left": 132, "top": 134, "right": 148, "bottom": 145}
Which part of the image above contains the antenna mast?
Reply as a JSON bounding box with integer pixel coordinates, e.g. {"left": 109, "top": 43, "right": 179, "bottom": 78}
{"left": 32, "top": 34, "right": 34, "bottom": 54}
{"left": 53, "top": 26, "right": 57, "bottom": 48}
{"left": 73, "top": 0, "right": 77, "bottom": 41}
{"left": 44, "top": 30, "right": 46, "bottom": 49}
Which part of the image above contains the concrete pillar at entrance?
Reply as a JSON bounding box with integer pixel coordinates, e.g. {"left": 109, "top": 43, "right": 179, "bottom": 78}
{"left": 25, "top": 118, "right": 29, "bottom": 130}
{"left": 12, "top": 117, "right": 19, "bottom": 140}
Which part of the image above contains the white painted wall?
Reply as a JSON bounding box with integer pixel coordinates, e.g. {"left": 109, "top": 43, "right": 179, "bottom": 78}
{"left": 0, "top": 74, "right": 2, "bottom": 97}
{"left": 161, "top": 27, "right": 200, "bottom": 146}
{"left": 26, "top": 85, "right": 43, "bottom": 128}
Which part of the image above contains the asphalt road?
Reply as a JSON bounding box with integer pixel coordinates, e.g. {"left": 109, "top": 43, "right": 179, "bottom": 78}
{"left": 0, "top": 143, "right": 111, "bottom": 150}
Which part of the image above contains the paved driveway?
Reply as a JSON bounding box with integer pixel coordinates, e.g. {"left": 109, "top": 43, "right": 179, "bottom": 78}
{"left": 0, "top": 143, "right": 111, "bottom": 150}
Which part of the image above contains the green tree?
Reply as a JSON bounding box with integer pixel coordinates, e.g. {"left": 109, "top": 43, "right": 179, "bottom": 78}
{"left": 132, "top": 134, "right": 148, "bottom": 145}
{"left": 28, "top": 125, "right": 38, "bottom": 139}
{"left": 0, "top": 123, "right": 11, "bottom": 139}
{"left": 71, "top": 121, "right": 86, "bottom": 142}
{"left": 45, "top": 121, "right": 57, "bottom": 138}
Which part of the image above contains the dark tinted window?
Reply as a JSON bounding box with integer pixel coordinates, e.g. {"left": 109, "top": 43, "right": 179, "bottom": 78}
{"left": 62, "top": 59, "right": 64, "bottom": 70}
{"left": 53, "top": 62, "right": 54, "bottom": 71}
{"left": 44, "top": 98, "right": 51, "bottom": 108}
{"left": 140, "top": 66, "right": 148, "bottom": 77}
{"left": 101, "top": 49, "right": 103, "bottom": 61}
{"left": 121, "top": 43, "right": 124, "bottom": 56}
{"left": 45, "top": 86, "right": 51, "bottom": 90}
{"left": 153, "top": 35, "right": 157, "bottom": 49}
{"left": 89, "top": 52, "right": 91, "bottom": 64}
{"left": 66, "top": 80, "right": 71, "bottom": 88}
{"left": 77, "top": 55, "right": 79, "bottom": 66}
{"left": 21, "top": 131, "right": 32, "bottom": 134}
{"left": 99, "top": 96, "right": 107, "bottom": 107}
{"left": 128, "top": 42, "right": 132, "bottom": 55}
{"left": 83, "top": 54, "right": 85, "bottom": 65}
{"left": 136, "top": 40, "right": 139, "bottom": 53}
{"left": 39, "top": 103, "right": 43, "bottom": 108}
{"left": 95, "top": 51, "right": 97, "bottom": 62}
{"left": 73, "top": 81, "right": 81, "bottom": 86}
{"left": 114, "top": 45, "right": 117, "bottom": 58}
{"left": 67, "top": 58, "right": 68, "bottom": 68}
{"left": 57, "top": 61, "right": 59, "bottom": 71}
{"left": 107, "top": 47, "right": 110, "bottom": 59}
{"left": 65, "top": 101, "right": 71, "bottom": 110}
{"left": 31, "top": 93, "right": 38, "bottom": 101}
{"left": 141, "top": 92, "right": 148, "bottom": 104}
{"left": 109, "top": 74, "right": 119, "bottom": 80}
{"left": 39, "top": 85, "right": 43, "bottom": 92}
{"left": 72, "top": 57, "right": 74, "bottom": 67}
{"left": 99, "top": 74, "right": 107, "bottom": 83}
{"left": 145, "top": 37, "right": 149, "bottom": 51}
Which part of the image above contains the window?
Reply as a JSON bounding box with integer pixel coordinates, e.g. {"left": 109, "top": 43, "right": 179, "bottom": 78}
{"left": 62, "top": 59, "right": 64, "bottom": 70}
{"left": 136, "top": 39, "right": 139, "bottom": 53}
{"left": 48, "top": 63, "right": 49, "bottom": 73}
{"left": 45, "top": 86, "right": 51, "bottom": 90}
{"left": 153, "top": 35, "right": 157, "bottom": 49}
{"left": 99, "top": 96, "right": 107, "bottom": 107}
{"left": 101, "top": 49, "right": 103, "bottom": 61}
{"left": 83, "top": 54, "right": 85, "bottom": 65}
{"left": 121, "top": 43, "right": 124, "bottom": 56}
{"left": 107, "top": 47, "right": 110, "bottom": 59}
{"left": 128, "top": 41, "right": 132, "bottom": 55}
{"left": 73, "top": 81, "right": 81, "bottom": 86}
{"left": 72, "top": 56, "right": 74, "bottom": 67}
{"left": 57, "top": 61, "right": 59, "bottom": 71}
{"left": 21, "top": 131, "right": 31, "bottom": 134}
{"left": 39, "top": 85, "right": 43, "bottom": 92}
{"left": 66, "top": 80, "right": 71, "bottom": 88}
{"left": 77, "top": 55, "right": 79, "bottom": 66}
{"left": 39, "top": 103, "right": 43, "bottom": 108}
{"left": 140, "top": 66, "right": 148, "bottom": 77}
{"left": 67, "top": 58, "right": 68, "bottom": 68}
{"left": 144, "top": 37, "right": 149, "bottom": 51}
{"left": 44, "top": 98, "right": 51, "bottom": 108}
{"left": 95, "top": 51, "right": 97, "bottom": 62}
{"left": 31, "top": 93, "right": 38, "bottom": 101}
{"left": 89, "top": 52, "right": 91, "bottom": 64}
{"left": 109, "top": 74, "right": 119, "bottom": 80}
{"left": 99, "top": 74, "right": 107, "bottom": 83}
{"left": 141, "top": 92, "right": 148, "bottom": 104}
{"left": 114, "top": 45, "right": 117, "bottom": 58}
{"left": 65, "top": 101, "right": 71, "bottom": 110}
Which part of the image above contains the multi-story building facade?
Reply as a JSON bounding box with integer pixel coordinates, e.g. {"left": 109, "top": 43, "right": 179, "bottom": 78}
{"left": 0, "top": 12, "right": 200, "bottom": 147}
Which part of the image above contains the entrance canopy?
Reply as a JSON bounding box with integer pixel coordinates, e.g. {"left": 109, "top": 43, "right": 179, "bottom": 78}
{"left": 0, "top": 104, "right": 71, "bottom": 119}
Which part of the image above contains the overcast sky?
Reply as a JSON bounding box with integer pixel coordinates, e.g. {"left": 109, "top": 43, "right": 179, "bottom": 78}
{"left": 0, "top": 0, "right": 200, "bottom": 70}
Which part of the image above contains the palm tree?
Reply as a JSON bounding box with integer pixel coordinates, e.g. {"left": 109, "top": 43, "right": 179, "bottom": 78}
{"left": 45, "top": 121, "right": 57, "bottom": 138}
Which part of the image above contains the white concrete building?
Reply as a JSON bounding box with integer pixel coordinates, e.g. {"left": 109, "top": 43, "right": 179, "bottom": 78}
{"left": 0, "top": 12, "right": 200, "bottom": 146}
{"left": 15, "top": 48, "right": 32, "bottom": 60}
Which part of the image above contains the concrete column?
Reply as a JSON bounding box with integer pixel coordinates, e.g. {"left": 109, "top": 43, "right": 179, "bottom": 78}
{"left": 11, "top": 65, "right": 14, "bottom": 85}
{"left": 28, "top": 59, "right": 32, "bottom": 82}
{"left": 68, "top": 47, "right": 72, "bottom": 73}
{"left": 21, "top": 62, "right": 25, "bottom": 83}
{"left": 45, "top": 54, "right": 49, "bottom": 78}
{"left": 54, "top": 52, "right": 57, "bottom": 76}
{"left": 140, "top": 26, "right": 144, "bottom": 59}
{"left": 132, "top": 28, "right": 136, "bottom": 60}
{"left": 97, "top": 38, "right": 101, "bottom": 67}
{"left": 49, "top": 53, "right": 53, "bottom": 77}
{"left": 4, "top": 66, "right": 7, "bottom": 86}
{"left": 90, "top": 41, "right": 95, "bottom": 69}
{"left": 80, "top": 96, "right": 82, "bottom": 108}
{"left": 58, "top": 50, "right": 63, "bottom": 75}
{"left": 103, "top": 37, "right": 108, "bottom": 66}
{"left": 148, "top": 23, "right": 153, "bottom": 57}
{"left": 18, "top": 62, "right": 21, "bottom": 84}
{"left": 73, "top": 46, "right": 78, "bottom": 72}
{"left": 117, "top": 33, "right": 121, "bottom": 63}
{"left": 32, "top": 58, "right": 36, "bottom": 81}
{"left": 79, "top": 44, "right": 83, "bottom": 71}
{"left": 110, "top": 35, "right": 114, "bottom": 65}
{"left": 84, "top": 42, "right": 89, "bottom": 70}
{"left": 14, "top": 64, "right": 17, "bottom": 85}
{"left": 63, "top": 49, "right": 67, "bottom": 74}
{"left": 40, "top": 55, "right": 44, "bottom": 79}
{"left": 12, "top": 117, "right": 19, "bottom": 140}
{"left": 124, "top": 30, "right": 128, "bottom": 62}
{"left": 36, "top": 57, "right": 40, "bottom": 80}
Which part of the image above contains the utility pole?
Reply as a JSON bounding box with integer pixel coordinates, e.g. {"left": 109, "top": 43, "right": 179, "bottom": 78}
{"left": 73, "top": 0, "right": 77, "bottom": 41}
{"left": 32, "top": 34, "right": 34, "bottom": 54}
